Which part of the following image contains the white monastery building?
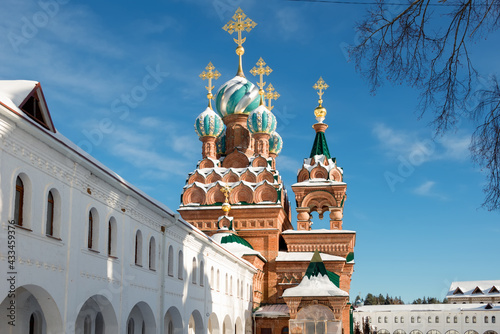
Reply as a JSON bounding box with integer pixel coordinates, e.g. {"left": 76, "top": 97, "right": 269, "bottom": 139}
{"left": 353, "top": 281, "right": 500, "bottom": 334}
{"left": 0, "top": 80, "right": 255, "bottom": 333}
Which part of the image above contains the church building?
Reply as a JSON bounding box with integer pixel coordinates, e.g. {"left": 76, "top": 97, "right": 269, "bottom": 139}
{"left": 0, "top": 8, "right": 356, "bottom": 334}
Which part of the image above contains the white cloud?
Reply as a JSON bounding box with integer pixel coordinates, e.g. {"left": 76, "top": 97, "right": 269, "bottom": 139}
{"left": 413, "top": 181, "right": 447, "bottom": 200}
{"left": 372, "top": 123, "right": 471, "bottom": 164}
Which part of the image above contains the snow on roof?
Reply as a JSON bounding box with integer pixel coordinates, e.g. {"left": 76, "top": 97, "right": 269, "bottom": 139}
{"left": 282, "top": 273, "right": 348, "bottom": 297}
{"left": 0, "top": 80, "right": 38, "bottom": 111}
{"left": 282, "top": 229, "right": 356, "bottom": 235}
{"left": 255, "top": 304, "right": 289, "bottom": 318}
{"left": 292, "top": 179, "right": 346, "bottom": 187}
{"left": 354, "top": 303, "right": 500, "bottom": 313}
{"left": 447, "top": 280, "right": 500, "bottom": 297}
{"left": 275, "top": 251, "right": 345, "bottom": 262}
{"left": 211, "top": 232, "right": 266, "bottom": 261}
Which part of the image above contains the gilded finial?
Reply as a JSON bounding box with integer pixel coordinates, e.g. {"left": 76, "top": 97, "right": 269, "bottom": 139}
{"left": 199, "top": 62, "right": 221, "bottom": 109}
{"left": 220, "top": 183, "right": 232, "bottom": 215}
{"left": 250, "top": 58, "right": 272, "bottom": 106}
{"left": 265, "top": 84, "right": 280, "bottom": 111}
{"left": 313, "top": 77, "right": 329, "bottom": 123}
{"left": 222, "top": 8, "right": 257, "bottom": 77}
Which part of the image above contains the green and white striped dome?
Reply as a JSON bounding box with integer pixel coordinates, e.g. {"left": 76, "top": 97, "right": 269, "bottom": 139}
{"left": 194, "top": 107, "right": 224, "bottom": 138}
{"left": 247, "top": 105, "right": 277, "bottom": 134}
{"left": 215, "top": 76, "right": 260, "bottom": 118}
{"left": 269, "top": 131, "right": 283, "bottom": 155}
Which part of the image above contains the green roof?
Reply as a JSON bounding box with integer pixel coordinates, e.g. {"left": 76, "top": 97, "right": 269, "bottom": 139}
{"left": 220, "top": 234, "right": 254, "bottom": 249}
{"left": 309, "top": 131, "right": 331, "bottom": 159}
{"left": 346, "top": 252, "right": 354, "bottom": 262}
{"left": 304, "top": 250, "right": 340, "bottom": 287}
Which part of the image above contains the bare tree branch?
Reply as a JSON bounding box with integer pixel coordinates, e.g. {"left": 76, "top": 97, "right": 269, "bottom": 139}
{"left": 349, "top": 0, "right": 500, "bottom": 211}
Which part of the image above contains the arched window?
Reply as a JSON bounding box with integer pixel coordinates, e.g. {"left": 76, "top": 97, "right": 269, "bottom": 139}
{"left": 428, "top": 316, "right": 432, "bottom": 323}
{"left": 108, "top": 218, "right": 117, "bottom": 257}
{"left": 95, "top": 312, "right": 104, "bottom": 334}
{"left": 384, "top": 316, "right": 388, "bottom": 323}
{"left": 225, "top": 273, "right": 228, "bottom": 294}
{"left": 472, "top": 316, "right": 476, "bottom": 323}
{"left": 492, "top": 315, "right": 496, "bottom": 323}
{"left": 192, "top": 257, "right": 197, "bottom": 284}
{"left": 465, "top": 316, "right": 469, "bottom": 323}
{"left": 46, "top": 191, "right": 54, "bottom": 236}
{"left": 237, "top": 279, "right": 240, "bottom": 298}
{"left": 135, "top": 230, "right": 142, "bottom": 266}
{"left": 230, "top": 275, "right": 233, "bottom": 295}
{"left": 127, "top": 318, "right": 134, "bottom": 334}
{"left": 199, "top": 261, "right": 204, "bottom": 286}
{"left": 14, "top": 176, "right": 24, "bottom": 226}
{"left": 84, "top": 315, "right": 91, "bottom": 334}
{"left": 395, "top": 316, "right": 398, "bottom": 323}
{"left": 168, "top": 246, "right": 174, "bottom": 276}
{"left": 210, "top": 267, "right": 214, "bottom": 288}
{"left": 453, "top": 316, "right": 457, "bottom": 323}
{"left": 435, "top": 316, "right": 439, "bottom": 323}
{"left": 240, "top": 280, "right": 243, "bottom": 298}
{"left": 217, "top": 269, "right": 220, "bottom": 291}
{"left": 411, "top": 316, "right": 414, "bottom": 323}
{"left": 446, "top": 316, "right": 450, "bottom": 323}
{"left": 378, "top": 316, "right": 382, "bottom": 323}
{"left": 88, "top": 210, "right": 98, "bottom": 250}
{"left": 281, "top": 327, "right": 289, "bottom": 334}
{"left": 149, "top": 237, "right": 156, "bottom": 270}
{"left": 485, "top": 316, "right": 489, "bottom": 323}
{"left": 178, "top": 250, "right": 183, "bottom": 279}
{"left": 401, "top": 316, "right": 404, "bottom": 323}
{"left": 417, "top": 316, "right": 421, "bottom": 323}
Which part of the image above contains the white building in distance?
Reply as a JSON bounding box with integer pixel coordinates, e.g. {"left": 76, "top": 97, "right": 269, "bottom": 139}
{"left": 0, "top": 80, "right": 256, "bottom": 334}
{"left": 447, "top": 281, "right": 500, "bottom": 305}
{"left": 353, "top": 303, "right": 499, "bottom": 334}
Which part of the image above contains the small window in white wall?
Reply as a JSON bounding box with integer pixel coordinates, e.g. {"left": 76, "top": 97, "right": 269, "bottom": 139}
{"left": 168, "top": 246, "right": 174, "bottom": 276}
{"left": 46, "top": 191, "right": 54, "bottom": 236}
{"left": 178, "top": 250, "right": 183, "bottom": 280}
{"left": 108, "top": 218, "right": 117, "bottom": 257}
{"left": 225, "top": 273, "right": 228, "bottom": 294}
{"left": 217, "top": 270, "right": 220, "bottom": 291}
{"left": 135, "top": 230, "right": 142, "bottom": 266}
{"left": 14, "top": 176, "right": 25, "bottom": 226}
{"left": 210, "top": 267, "right": 214, "bottom": 288}
{"left": 199, "top": 261, "right": 204, "bottom": 286}
{"left": 88, "top": 209, "right": 99, "bottom": 251}
{"left": 230, "top": 275, "right": 233, "bottom": 295}
{"left": 192, "top": 257, "right": 197, "bottom": 284}
{"left": 149, "top": 237, "right": 156, "bottom": 270}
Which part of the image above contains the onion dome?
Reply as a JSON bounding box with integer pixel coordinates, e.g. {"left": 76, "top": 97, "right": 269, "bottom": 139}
{"left": 269, "top": 131, "right": 283, "bottom": 155}
{"left": 194, "top": 107, "right": 224, "bottom": 138}
{"left": 215, "top": 76, "right": 260, "bottom": 118}
{"left": 247, "top": 105, "right": 277, "bottom": 134}
{"left": 216, "top": 129, "right": 226, "bottom": 155}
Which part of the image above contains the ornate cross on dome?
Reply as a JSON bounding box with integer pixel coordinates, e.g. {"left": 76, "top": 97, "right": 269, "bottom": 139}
{"left": 313, "top": 77, "right": 329, "bottom": 106}
{"left": 265, "top": 84, "right": 280, "bottom": 111}
{"left": 313, "top": 77, "right": 329, "bottom": 123}
{"left": 199, "top": 62, "right": 221, "bottom": 109}
{"left": 250, "top": 57, "right": 272, "bottom": 105}
{"left": 223, "top": 8, "right": 257, "bottom": 77}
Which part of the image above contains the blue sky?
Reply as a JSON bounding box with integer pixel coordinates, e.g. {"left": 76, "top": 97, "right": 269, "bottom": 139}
{"left": 2, "top": 0, "right": 498, "bottom": 303}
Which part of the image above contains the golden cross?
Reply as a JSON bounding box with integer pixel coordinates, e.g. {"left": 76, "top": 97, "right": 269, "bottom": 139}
{"left": 199, "top": 62, "right": 221, "bottom": 109}
{"left": 220, "top": 183, "right": 232, "bottom": 203}
{"left": 222, "top": 8, "right": 257, "bottom": 77}
{"left": 264, "top": 84, "right": 280, "bottom": 111}
{"left": 313, "top": 77, "right": 329, "bottom": 106}
{"left": 222, "top": 8, "right": 257, "bottom": 47}
{"left": 250, "top": 58, "right": 272, "bottom": 104}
